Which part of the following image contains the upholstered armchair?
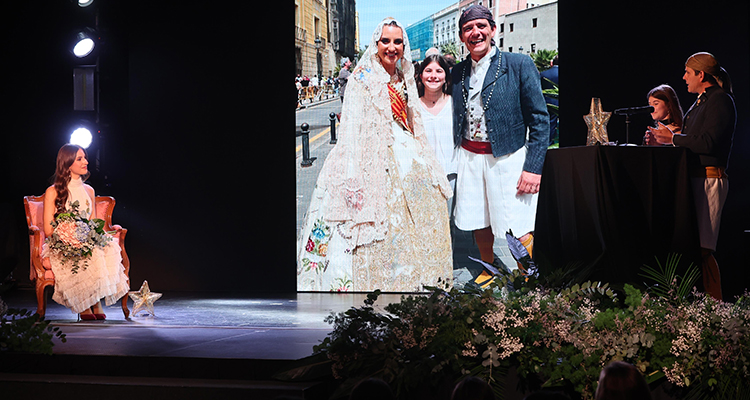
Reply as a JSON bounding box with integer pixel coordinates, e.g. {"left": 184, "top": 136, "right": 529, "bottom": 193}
{"left": 23, "top": 195, "right": 131, "bottom": 318}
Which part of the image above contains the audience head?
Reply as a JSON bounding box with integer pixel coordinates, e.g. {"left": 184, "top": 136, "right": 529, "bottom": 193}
{"left": 452, "top": 376, "right": 495, "bottom": 400}
{"left": 647, "top": 84, "right": 683, "bottom": 127}
{"left": 594, "top": 361, "right": 652, "bottom": 400}
{"left": 349, "top": 378, "right": 395, "bottom": 400}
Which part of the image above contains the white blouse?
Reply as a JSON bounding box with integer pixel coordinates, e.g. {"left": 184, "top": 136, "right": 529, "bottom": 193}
{"left": 419, "top": 98, "right": 457, "bottom": 176}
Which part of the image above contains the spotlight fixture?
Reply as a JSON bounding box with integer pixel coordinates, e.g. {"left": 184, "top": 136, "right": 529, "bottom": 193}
{"left": 70, "top": 126, "right": 93, "bottom": 148}
{"left": 72, "top": 28, "right": 98, "bottom": 58}
{"left": 77, "top": 0, "right": 94, "bottom": 7}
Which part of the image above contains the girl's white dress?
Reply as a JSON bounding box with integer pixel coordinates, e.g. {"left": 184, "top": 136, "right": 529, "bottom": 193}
{"left": 43, "top": 177, "right": 130, "bottom": 314}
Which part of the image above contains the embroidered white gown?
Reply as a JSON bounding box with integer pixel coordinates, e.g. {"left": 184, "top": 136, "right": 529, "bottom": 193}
{"left": 297, "top": 18, "right": 453, "bottom": 293}
{"left": 43, "top": 178, "right": 130, "bottom": 314}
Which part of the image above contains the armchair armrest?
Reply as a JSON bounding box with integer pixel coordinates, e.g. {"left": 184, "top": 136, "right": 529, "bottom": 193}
{"left": 27, "top": 224, "right": 50, "bottom": 280}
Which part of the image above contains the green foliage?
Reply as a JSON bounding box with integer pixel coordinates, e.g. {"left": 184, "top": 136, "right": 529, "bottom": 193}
{"left": 440, "top": 42, "right": 460, "bottom": 60}
{"left": 284, "top": 257, "right": 750, "bottom": 400}
{"left": 531, "top": 49, "right": 558, "bottom": 72}
{"left": 640, "top": 253, "right": 700, "bottom": 302}
{"left": 0, "top": 301, "right": 66, "bottom": 355}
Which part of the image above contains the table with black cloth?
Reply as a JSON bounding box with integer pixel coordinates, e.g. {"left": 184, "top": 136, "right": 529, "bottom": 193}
{"left": 533, "top": 145, "right": 702, "bottom": 289}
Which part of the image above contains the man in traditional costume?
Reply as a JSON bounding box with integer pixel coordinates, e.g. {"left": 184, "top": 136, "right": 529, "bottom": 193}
{"left": 650, "top": 52, "right": 736, "bottom": 300}
{"left": 451, "top": 5, "right": 549, "bottom": 287}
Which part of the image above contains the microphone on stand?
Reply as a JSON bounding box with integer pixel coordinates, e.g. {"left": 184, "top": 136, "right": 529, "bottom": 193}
{"left": 614, "top": 105, "right": 655, "bottom": 115}
{"left": 613, "top": 106, "right": 654, "bottom": 145}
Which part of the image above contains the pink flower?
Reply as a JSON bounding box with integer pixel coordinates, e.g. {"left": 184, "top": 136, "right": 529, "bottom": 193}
{"left": 306, "top": 238, "right": 315, "bottom": 252}
{"left": 345, "top": 189, "right": 364, "bottom": 211}
{"left": 56, "top": 221, "right": 82, "bottom": 247}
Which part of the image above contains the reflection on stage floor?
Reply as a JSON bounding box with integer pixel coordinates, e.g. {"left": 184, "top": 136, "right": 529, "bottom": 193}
{"left": 1, "top": 288, "right": 408, "bottom": 360}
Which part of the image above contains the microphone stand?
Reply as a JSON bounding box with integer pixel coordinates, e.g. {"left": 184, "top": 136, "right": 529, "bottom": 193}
{"left": 614, "top": 106, "right": 653, "bottom": 146}
{"left": 624, "top": 113, "right": 632, "bottom": 145}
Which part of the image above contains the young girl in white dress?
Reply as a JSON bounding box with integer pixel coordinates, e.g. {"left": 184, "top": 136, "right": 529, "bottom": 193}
{"left": 42, "top": 144, "right": 129, "bottom": 320}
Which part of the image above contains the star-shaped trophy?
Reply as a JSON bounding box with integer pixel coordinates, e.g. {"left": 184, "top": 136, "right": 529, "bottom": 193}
{"left": 584, "top": 97, "right": 611, "bottom": 145}
{"left": 128, "top": 280, "right": 162, "bottom": 317}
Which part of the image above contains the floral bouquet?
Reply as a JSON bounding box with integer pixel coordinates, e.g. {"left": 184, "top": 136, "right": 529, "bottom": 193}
{"left": 45, "top": 200, "right": 112, "bottom": 274}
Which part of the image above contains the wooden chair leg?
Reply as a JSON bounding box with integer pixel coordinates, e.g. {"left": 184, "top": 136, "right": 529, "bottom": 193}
{"left": 35, "top": 281, "right": 49, "bottom": 317}
{"left": 121, "top": 295, "right": 130, "bottom": 318}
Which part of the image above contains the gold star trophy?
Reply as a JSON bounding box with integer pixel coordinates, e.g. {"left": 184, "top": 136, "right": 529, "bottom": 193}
{"left": 584, "top": 97, "right": 611, "bottom": 145}
{"left": 128, "top": 280, "right": 162, "bottom": 317}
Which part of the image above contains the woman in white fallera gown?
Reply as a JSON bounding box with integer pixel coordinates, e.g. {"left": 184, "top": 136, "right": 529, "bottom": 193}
{"left": 297, "top": 18, "right": 453, "bottom": 292}
{"left": 42, "top": 144, "right": 129, "bottom": 320}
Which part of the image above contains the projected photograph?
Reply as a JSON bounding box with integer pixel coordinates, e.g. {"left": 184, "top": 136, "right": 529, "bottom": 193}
{"left": 295, "top": 0, "right": 559, "bottom": 292}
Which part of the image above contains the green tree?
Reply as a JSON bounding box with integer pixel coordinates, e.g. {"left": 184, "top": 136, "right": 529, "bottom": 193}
{"left": 531, "top": 49, "right": 558, "bottom": 72}
{"left": 440, "top": 42, "right": 460, "bottom": 60}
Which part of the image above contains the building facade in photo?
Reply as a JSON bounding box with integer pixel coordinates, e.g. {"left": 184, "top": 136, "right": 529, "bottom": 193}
{"left": 296, "top": 0, "right": 358, "bottom": 80}
{"left": 497, "top": 1, "right": 557, "bottom": 55}
{"left": 433, "top": 3, "right": 460, "bottom": 58}
{"left": 406, "top": 16, "right": 434, "bottom": 63}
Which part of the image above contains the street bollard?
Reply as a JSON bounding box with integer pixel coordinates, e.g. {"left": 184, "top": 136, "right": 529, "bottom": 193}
{"left": 329, "top": 112, "right": 337, "bottom": 144}
{"left": 299, "top": 123, "right": 316, "bottom": 167}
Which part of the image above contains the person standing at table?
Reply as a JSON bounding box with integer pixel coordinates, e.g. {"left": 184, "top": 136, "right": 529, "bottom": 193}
{"left": 451, "top": 5, "right": 549, "bottom": 287}
{"left": 649, "top": 52, "right": 736, "bottom": 300}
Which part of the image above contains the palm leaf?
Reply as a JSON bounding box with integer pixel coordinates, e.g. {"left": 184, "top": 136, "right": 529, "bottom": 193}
{"left": 639, "top": 253, "right": 699, "bottom": 302}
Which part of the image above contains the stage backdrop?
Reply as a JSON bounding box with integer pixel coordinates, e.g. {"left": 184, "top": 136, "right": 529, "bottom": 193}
{"left": 1, "top": 1, "right": 297, "bottom": 294}
{"left": 1, "top": 1, "right": 747, "bottom": 298}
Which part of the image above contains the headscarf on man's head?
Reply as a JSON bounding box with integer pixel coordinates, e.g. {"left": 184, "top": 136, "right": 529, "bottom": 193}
{"left": 685, "top": 52, "right": 733, "bottom": 95}
{"left": 458, "top": 4, "right": 495, "bottom": 30}
{"left": 458, "top": 5, "right": 496, "bottom": 48}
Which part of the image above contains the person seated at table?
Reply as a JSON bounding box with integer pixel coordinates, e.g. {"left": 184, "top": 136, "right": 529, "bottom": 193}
{"left": 643, "top": 84, "right": 683, "bottom": 145}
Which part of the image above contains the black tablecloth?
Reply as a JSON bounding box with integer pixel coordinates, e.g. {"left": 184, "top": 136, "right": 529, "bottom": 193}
{"left": 534, "top": 146, "right": 701, "bottom": 288}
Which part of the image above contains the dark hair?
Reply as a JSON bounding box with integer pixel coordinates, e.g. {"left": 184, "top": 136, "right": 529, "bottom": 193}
{"left": 647, "top": 84, "right": 684, "bottom": 128}
{"left": 52, "top": 144, "right": 89, "bottom": 215}
{"left": 594, "top": 361, "right": 652, "bottom": 400}
{"left": 452, "top": 376, "right": 495, "bottom": 400}
{"left": 416, "top": 54, "right": 453, "bottom": 97}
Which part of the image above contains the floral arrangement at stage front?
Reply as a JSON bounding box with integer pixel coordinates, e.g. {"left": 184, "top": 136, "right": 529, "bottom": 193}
{"left": 46, "top": 200, "right": 112, "bottom": 274}
{"left": 279, "top": 259, "right": 750, "bottom": 400}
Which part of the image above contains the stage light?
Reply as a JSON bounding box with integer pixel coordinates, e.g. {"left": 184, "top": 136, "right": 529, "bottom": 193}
{"left": 70, "top": 126, "right": 93, "bottom": 148}
{"left": 77, "top": 0, "right": 94, "bottom": 7}
{"left": 72, "top": 29, "right": 97, "bottom": 58}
